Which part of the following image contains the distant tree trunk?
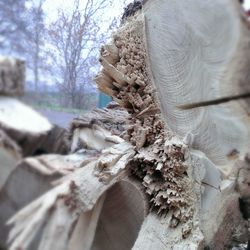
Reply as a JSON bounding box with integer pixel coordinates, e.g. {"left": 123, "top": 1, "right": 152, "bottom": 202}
{"left": 34, "top": 33, "right": 39, "bottom": 93}
{"left": 31, "top": 0, "right": 44, "bottom": 94}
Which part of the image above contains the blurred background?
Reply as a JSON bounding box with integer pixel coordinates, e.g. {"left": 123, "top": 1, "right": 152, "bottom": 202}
{"left": 0, "top": 0, "right": 249, "bottom": 127}
{"left": 0, "top": 0, "right": 130, "bottom": 127}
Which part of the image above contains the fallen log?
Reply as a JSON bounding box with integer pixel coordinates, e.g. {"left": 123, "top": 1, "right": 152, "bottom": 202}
{"left": 70, "top": 103, "right": 128, "bottom": 136}
{"left": 7, "top": 0, "right": 250, "bottom": 249}
{"left": 0, "top": 151, "right": 96, "bottom": 247}
{"left": 0, "top": 57, "right": 69, "bottom": 156}
{"left": 0, "top": 96, "right": 52, "bottom": 156}
{"left": 7, "top": 141, "right": 136, "bottom": 250}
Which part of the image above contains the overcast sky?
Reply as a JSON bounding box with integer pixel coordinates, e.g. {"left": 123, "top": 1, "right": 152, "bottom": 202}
{"left": 245, "top": 0, "right": 250, "bottom": 9}
{"left": 43, "top": 0, "right": 250, "bottom": 22}
{"left": 38, "top": 0, "right": 250, "bottom": 89}
{"left": 43, "top": 0, "right": 128, "bottom": 24}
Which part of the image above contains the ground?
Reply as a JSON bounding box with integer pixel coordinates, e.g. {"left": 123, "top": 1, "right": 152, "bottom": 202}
{"left": 38, "top": 109, "right": 77, "bottom": 128}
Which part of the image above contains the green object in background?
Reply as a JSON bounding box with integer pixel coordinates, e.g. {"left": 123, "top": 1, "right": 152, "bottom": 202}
{"left": 98, "top": 93, "right": 112, "bottom": 108}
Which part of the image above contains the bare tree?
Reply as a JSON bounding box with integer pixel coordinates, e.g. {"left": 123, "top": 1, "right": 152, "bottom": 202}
{"left": 28, "top": 0, "right": 45, "bottom": 93}
{"left": 0, "top": 0, "right": 47, "bottom": 94}
{"left": 47, "top": 0, "right": 117, "bottom": 109}
{"left": 0, "top": 0, "right": 28, "bottom": 52}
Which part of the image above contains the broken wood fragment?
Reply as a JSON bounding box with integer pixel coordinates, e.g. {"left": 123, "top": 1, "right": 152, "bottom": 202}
{"left": 70, "top": 106, "right": 128, "bottom": 153}
{"left": 94, "top": 0, "right": 250, "bottom": 248}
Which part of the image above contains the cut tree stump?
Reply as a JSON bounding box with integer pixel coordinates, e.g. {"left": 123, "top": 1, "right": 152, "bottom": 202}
{"left": 6, "top": 0, "right": 250, "bottom": 249}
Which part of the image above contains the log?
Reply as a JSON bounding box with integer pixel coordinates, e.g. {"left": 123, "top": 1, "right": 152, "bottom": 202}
{"left": 6, "top": 0, "right": 250, "bottom": 249}
{"left": 0, "top": 129, "right": 21, "bottom": 189}
{"left": 36, "top": 125, "right": 70, "bottom": 155}
{"left": 7, "top": 141, "right": 137, "bottom": 250}
{"left": 91, "top": 180, "right": 147, "bottom": 250}
{"left": 0, "top": 56, "right": 68, "bottom": 156}
{"left": 0, "top": 57, "right": 25, "bottom": 96}
{"left": 0, "top": 96, "right": 52, "bottom": 156}
{"left": 94, "top": 0, "right": 250, "bottom": 248}
{"left": 0, "top": 151, "right": 95, "bottom": 247}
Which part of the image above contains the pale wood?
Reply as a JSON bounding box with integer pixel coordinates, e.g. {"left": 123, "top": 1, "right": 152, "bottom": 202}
{"left": 69, "top": 195, "right": 106, "bottom": 250}
{"left": 143, "top": 0, "right": 250, "bottom": 166}
{"left": 94, "top": 0, "right": 250, "bottom": 248}
{"left": 0, "top": 152, "right": 91, "bottom": 247}
{"left": 5, "top": 0, "right": 250, "bottom": 249}
{"left": 70, "top": 104, "right": 128, "bottom": 152}
{"left": 92, "top": 180, "right": 147, "bottom": 250}
{"left": 0, "top": 129, "right": 21, "bottom": 189}
{"left": 7, "top": 141, "right": 135, "bottom": 250}
{"left": 0, "top": 97, "right": 52, "bottom": 156}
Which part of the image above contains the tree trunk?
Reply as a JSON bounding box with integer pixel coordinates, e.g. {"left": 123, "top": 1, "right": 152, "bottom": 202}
{"left": 96, "top": 0, "right": 250, "bottom": 248}
{"left": 5, "top": 0, "right": 250, "bottom": 250}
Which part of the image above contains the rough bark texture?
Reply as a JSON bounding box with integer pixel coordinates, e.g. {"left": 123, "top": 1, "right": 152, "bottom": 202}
{"left": 0, "top": 57, "right": 25, "bottom": 96}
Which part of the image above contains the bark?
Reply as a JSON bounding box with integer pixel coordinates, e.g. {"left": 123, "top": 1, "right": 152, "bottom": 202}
{"left": 0, "top": 57, "right": 25, "bottom": 96}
